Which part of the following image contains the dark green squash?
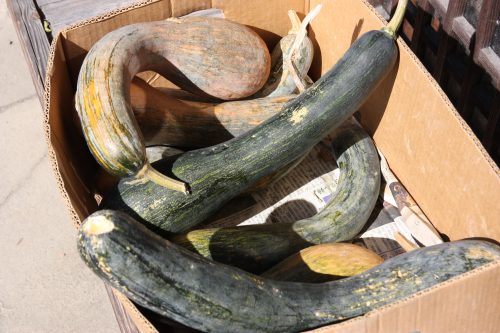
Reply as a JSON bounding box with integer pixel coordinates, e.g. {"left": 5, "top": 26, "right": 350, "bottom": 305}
{"left": 78, "top": 209, "right": 500, "bottom": 333}
{"left": 101, "top": 3, "right": 402, "bottom": 233}
{"left": 170, "top": 118, "right": 380, "bottom": 273}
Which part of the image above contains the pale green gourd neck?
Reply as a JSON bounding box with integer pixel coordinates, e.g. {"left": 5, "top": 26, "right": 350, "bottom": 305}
{"left": 381, "top": 0, "right": 408, "bottom": 39}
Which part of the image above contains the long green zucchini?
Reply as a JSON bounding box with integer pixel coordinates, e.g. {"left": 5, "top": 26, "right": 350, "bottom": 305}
{"left": 93, "top": 145, "right": 306, "bottom": 201}
{"left": 101, "top": 0, "right": 403, "bottom": 233}
{"left": 78, "top": 209, "right": 500, "bottom": 333}
{"left": 75, "top": 17, "right": 270, "bottom": 193}
{"left": 171, "top": 118, "right": 380, "bottom": 273}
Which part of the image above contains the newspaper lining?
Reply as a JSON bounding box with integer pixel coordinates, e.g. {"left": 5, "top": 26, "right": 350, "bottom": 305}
{"left": 203, "top": 138, "right": 339, "bottom": 228}
{"left": 198, "top": 133, "right": 430, "bottom": 259}
{"left": 358, "top": 216, "right": 417, "bottom": 259}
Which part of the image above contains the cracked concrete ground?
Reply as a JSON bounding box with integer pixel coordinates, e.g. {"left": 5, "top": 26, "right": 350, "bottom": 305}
{"left": 0, "top": 3, "right": 119, "bottom": 332}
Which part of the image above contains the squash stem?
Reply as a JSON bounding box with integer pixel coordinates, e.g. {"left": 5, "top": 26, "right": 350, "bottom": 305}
{"left": 382, "top": 0, "right": 408, "bottom": 39}
{"left": 142, "top": 163, "right": 190, "bottom": 194}
{"left": 287, "top": 10, "right": 302, "bottom": 34}
{"left": 82, "top": 215, "right": 115, "bottom": 235}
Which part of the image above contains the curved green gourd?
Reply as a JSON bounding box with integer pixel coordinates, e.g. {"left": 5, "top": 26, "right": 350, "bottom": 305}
{"left": 171, "top": 119, "right": 380, "bottom": 273}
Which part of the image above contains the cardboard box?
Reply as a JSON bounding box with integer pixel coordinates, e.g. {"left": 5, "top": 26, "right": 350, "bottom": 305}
{"left": 43, "top": 0, "right": 500, "bottom": 332}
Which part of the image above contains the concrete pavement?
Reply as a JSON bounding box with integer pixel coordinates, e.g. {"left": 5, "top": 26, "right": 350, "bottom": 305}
{"left": 1, "top": 2, "right": 120, "bottom": 332}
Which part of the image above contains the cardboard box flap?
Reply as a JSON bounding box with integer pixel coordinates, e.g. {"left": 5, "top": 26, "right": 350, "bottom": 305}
{"left": 45, "top": 35, "right": 98, "bottom": 223}
{"left": 309, "top": 0, "right": 500, "bottom": 241}
{"left": 213, "top": 0, "right": 307, "bottom": 46}
{"left": 307, "top": 261, "right": 500, "bottom": 333}
{"left": 170, "top": 0, "right": 211, "bottom": 17}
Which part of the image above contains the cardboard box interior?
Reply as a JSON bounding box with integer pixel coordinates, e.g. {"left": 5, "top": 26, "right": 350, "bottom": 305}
{"left": 43, "top": 0, "right": 500, "bottom": 332}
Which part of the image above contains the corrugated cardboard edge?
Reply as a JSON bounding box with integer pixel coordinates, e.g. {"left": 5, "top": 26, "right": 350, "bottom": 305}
{"left": 43, "top": 0, "right": 164, "bottom": 228}
{"left": 59, "top": 0, "right": 164, "bottom": 33}
{"left": 44, "top": 32, "right": 80, "bottom": 227}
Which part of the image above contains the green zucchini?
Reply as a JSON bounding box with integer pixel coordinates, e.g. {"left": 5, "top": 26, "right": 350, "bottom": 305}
{"left": 78, "top": 209, "right": 500, "bottom": 333}
{"left": 171, "top": 118, "right": 380, "bottom": 273}
{"left": 75, "top": 17, "right": 270, "bottom": 193}
{"left": 101, "top": 3, "right": 401, "bottom": 233}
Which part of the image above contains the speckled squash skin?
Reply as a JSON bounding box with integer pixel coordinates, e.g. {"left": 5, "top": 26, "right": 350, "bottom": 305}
{"left": 101, "top": 29, "right": 396, "bottom": 233}
{"left": 75, "top": 17, "right": 270, "bottom": 190}
{"left": 171, "top": 119, "right": 381, "bottom": 273}
{"left": 78, "top": 210, "right": 500, "bottom": 333}
{"left": 130, "top": 78, "right": 294, "bottom": 147}
{"left": 261, "top": 243, "right": 384, "bottom": 282}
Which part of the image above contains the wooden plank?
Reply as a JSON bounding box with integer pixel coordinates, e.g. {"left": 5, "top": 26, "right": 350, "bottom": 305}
{"left": 457, "top": 58, "right": 481, "bottom": 121}
{"left": 463, "top": 0, "right": 482, "bottom": 27}
{"left": 476, "top": 48, "right": 500, "bottom": 91}
{"left": 474, "top": 0, "right": 500, "bottom": 55}
{"left": 450, "top": 15, "right": 475, "bottom": 52}
{"left": 411, "top": 3, "right": 433, "bottom": 58}
{"left": 441, "top": 0, "right": 466, "bottom": 34}
{"left": 473, "top": 0, "right": 500, "bottom": 90}
{"left": 433, "top": 27, "right": 455, "bottom": 85}
{"left": 38, "top": 0, "right": 146, "bottom": 36}
{"left": 483, "top": 90, "right": 500, "bottom": 154}
{"left": 426, "top": 0, "right": 449, "bottom": 18}
{"left": 6, "top": 0, "right": 50, "bottom": 103}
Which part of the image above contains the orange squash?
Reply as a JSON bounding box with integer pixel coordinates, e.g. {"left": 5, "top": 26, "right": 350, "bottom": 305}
{"left": 261, "top": 243, "right": 383, "bottom": 282}
{"left": 130, "top": 78, "right": 293, "bottom": 147}
{"left": 75, "top": 17, "right": 271, "bottom": 193}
